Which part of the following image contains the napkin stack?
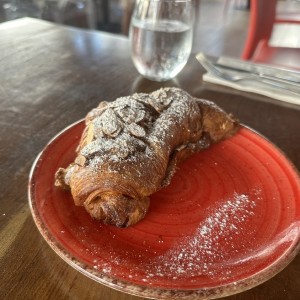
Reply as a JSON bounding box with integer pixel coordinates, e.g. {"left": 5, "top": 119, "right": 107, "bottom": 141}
{"left": 200, "top": 55, "right": 300, "bottom": 106}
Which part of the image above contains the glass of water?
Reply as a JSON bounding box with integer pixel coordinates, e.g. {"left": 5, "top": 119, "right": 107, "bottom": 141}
{"left": 129, "top": 0, "right": 194, "bottom": 82}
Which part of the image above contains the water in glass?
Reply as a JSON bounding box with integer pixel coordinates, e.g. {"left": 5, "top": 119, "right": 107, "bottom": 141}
{"left": 130, "top": 0, "right": 193, "bottom": 82}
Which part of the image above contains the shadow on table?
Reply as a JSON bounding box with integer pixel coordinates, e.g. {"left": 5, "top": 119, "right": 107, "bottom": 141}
{"left": 131, "top": 76, "right": 181, "bottom": 94}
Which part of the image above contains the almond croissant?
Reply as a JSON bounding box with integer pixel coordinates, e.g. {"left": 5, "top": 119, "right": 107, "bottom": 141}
{"left": 55, "top": 88, "right": 239, "bottom": 227}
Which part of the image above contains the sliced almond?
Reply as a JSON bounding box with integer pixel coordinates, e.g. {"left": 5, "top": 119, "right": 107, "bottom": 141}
{"left": 126, "top": 123, "right": 146, "bottom": 137}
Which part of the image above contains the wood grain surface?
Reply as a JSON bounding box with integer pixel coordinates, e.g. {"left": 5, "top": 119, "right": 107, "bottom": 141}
{"left": 0, "top": 18, "right": 299, "bottom": 300}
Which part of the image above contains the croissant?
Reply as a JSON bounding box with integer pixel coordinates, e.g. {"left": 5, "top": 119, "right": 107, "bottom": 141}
{"left": 55, "top": 88, "right": 239, "bottom": 227}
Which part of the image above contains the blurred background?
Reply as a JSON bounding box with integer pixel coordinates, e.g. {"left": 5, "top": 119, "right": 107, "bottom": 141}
{"left": 1, "top": 0, "right": 300, "bottom": 58}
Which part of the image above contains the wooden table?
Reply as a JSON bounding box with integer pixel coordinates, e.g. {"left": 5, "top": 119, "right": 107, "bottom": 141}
{"left": 0, "top": 18, "right": 299, "bottom": 300}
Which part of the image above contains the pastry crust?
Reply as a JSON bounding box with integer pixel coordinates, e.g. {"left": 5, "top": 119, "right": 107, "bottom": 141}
{"left": 55, "top": 88, "right": 239, "bottom": 227}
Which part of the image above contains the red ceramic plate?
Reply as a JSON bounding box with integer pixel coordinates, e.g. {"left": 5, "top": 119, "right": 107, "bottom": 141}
{"left": 28, "top": 120, "right": 300, "bottom": 299}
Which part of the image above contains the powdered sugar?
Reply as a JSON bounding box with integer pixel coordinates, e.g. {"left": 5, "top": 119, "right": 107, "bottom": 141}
{"left": 79, "top": 88, "right": 201, "bottom": 169}
{"left": 90, "top": 189, "right": 261, "bottom": 281}
{"left": 143, "top": 190, "right": 259, "bottom": 280}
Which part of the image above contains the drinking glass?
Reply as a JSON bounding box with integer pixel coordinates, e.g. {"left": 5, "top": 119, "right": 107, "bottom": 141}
{"left": 129, "top": 0, "right": 194, "bottom": 82}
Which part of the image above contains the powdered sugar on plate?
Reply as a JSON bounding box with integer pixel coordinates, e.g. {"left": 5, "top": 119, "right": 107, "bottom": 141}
{"left": 88, "top": 189, "right": 262, "bottom": 284}
{"left": 143, "top": 189, "right": 261, "bottom": 280}
{"left": 90, "top": 188, "right": 262, "bottom": 282}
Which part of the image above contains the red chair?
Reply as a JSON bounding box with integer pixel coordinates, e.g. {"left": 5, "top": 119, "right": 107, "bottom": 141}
{"left": 241, "top": 0, "right": 300, "bottom": 70}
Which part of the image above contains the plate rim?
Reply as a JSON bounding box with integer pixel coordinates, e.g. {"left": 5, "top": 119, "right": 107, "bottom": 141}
{"left": 28, "top": 120, "right": 300, "bottom": 300}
